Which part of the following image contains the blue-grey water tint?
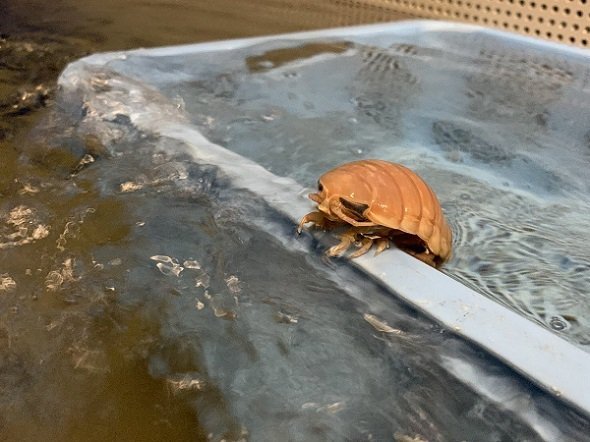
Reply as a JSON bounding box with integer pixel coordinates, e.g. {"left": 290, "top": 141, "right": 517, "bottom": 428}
{"left": 105, "top": 31, "right": 590, "bottom": 347}
{"left": 3, "top": 109, "right": 588, "bottom": 440}
{"left": 4, "top": 25, "right": 590, "bottom": 440}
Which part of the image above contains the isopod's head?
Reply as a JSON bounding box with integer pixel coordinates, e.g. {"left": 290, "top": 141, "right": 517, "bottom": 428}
{"left": 309, "top": 165, "right": 374, "bottom": 221}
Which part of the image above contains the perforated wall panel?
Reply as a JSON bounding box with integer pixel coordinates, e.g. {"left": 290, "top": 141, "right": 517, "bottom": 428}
{"left": 341, "top": 0, "right": 590, "bottom": 47}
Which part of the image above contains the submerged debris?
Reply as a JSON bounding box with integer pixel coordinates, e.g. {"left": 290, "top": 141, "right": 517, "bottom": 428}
{"left": 45, "top": 270, "right": 64, "bottom": 292}
{"left": 150, "top": 255, "right": 184, "bottom": 277}
{"left": 183, "top": 259, "right": 201, "bottom": 270}
{"left": 225, "top": 275, "right": 241, "bottom": 294}
{"left": 0, "top": 273, "right": 17, "bottom": 292}
{"left": 56, "top": 207, "right": 95, "bottom": 252}
{"left": 363, "top": 313, "right": 404, "bottom": 334}
{"left": 120, "top": 181, "right": 144, "bottom": 192}
{"left": 0, "top": 205, "right": 50, "bottom": 249}
{"left": 195, "top": 272, "right": 210, "bottom": 289}
{"left": 45, "top": 257, "right": 78, "bottom": 292}
{"left": 394, "top": 433, "right": 429, "bottom": 442}
{"left": 210, "top": 293, "right": 237, "bottom": 320}
{"left": 70, "top": 153, "right": 95, "bottom": 175}
{"left": 166, "top": 373, "right": 208, "bottom": 394}
{"left": 275, "top": 311, "right": 298, "bottom": 324}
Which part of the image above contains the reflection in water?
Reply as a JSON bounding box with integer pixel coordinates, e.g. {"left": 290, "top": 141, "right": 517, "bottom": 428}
{"left": 352, "top": 43, "right": 421, "bottom": 137}
{"left": 2, "top": 1, "right": 590, "bottom": 439}
{"left": 137, "top": 34, "right": 590, "bottom": 347}
{"left": 0, "top": 2, "right": 417, "bottom": 440}
{"left": 465, "top": 44, "right": 575, "bottom": 127}
{"left": 246, "top": 42, "right": 353, "bottom": 73}
{"left": 1, "top": 101, "right": 586, "bottom": 439}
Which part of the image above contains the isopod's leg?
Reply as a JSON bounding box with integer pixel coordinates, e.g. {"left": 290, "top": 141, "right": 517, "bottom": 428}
{"left": 297, "top": 211, "right": 326, "bottom": 234}
{"left": 350, "top": 236, "right": 374, "bottom": 258}
{"left": 326, "top": 230, "right": 356, "bottom": 257}
{"left": 413, "top": 252, "right": 436, "bottom": 267}
{"left": 374, "top": 238, "right": 390, "bottom": 255}
{"left": 330, "top": 200, "right": 378, "bottom": 227}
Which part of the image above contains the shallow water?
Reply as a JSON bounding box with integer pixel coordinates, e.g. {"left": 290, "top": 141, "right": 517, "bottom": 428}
{"left": 2, "top": 2, "right": 590, "bottom": 440}
{"left": 104, "top": 33, "right": 590, "bottom": 346}
{"left": 2, "top": 106, "right": 588, "bottom": 440}
{"left": 0, "top": 3, "right": 408, "bottom": 440}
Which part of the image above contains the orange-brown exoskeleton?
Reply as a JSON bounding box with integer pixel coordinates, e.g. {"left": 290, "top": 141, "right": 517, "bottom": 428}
{"left": 297, "top": 159, "right": 452, "bottom": 267}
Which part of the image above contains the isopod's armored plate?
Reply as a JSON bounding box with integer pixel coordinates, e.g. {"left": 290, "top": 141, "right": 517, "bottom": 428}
{"left": 301, "top": 159, "right": 452, "bottom": 265}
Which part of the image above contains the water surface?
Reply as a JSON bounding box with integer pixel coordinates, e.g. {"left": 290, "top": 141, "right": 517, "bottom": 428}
{"left": 103, "top": 32, "right": 590, "bottom": 346}
{"left": 2, "top": 2, "right": 590, "bottom": 440}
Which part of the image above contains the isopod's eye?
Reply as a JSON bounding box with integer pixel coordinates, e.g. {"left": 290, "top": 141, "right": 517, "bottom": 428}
{"left": 317, "top": 181, "right": 324, "bottom": 191}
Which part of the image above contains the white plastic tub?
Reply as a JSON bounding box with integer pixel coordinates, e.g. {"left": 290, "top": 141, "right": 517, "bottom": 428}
{"left": 59, "top": 20, "right": 590, "bottom": 419}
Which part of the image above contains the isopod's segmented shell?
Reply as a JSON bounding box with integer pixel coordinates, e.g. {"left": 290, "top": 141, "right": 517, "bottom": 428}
{"left": 318, "top": 159, "right": 452, "bottom": 262}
